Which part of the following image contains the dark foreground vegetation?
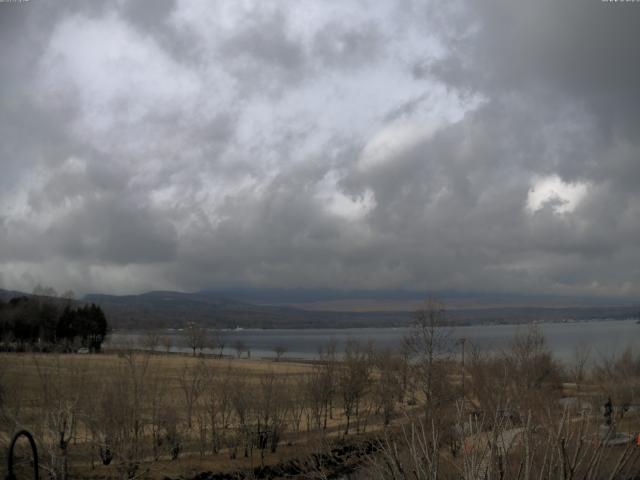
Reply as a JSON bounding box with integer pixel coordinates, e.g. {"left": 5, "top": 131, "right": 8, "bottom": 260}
{"left": 0, "top": 294, "right": 108, "bottom": 352}
{"left": 2, "top": 299, "right": 640, "bottom": 479}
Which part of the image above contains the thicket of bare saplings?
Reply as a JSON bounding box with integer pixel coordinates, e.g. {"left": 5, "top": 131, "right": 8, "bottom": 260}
{"left": 2, "top": 308, "right": 640, "bottom": 479}
{"left": 363, "top": 323, "right": 640, "bottom": 480}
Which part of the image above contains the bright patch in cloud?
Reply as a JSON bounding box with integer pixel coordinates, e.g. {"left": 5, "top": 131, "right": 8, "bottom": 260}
{"left": 526, "top": 175, "right": 588, "bottom": 214}
{"left": 358, "top": 122, "right": 439, "bottom": 171}
{"left": 315, "top": 171, "right": 376, "bottom": 220}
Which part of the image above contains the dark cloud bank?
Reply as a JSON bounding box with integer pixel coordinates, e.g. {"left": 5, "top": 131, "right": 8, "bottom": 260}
{"left": 1, "top": 0, "right": 639, "bottom": 297}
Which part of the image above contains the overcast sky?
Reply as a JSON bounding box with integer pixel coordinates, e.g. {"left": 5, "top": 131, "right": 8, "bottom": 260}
{"left": 1, "top": 0, "right": 640, "bottom": 297}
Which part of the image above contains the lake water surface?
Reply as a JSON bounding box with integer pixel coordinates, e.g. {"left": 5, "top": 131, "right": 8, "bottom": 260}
{"left": 107, "top": 319, "right": 640, "bottom": 364}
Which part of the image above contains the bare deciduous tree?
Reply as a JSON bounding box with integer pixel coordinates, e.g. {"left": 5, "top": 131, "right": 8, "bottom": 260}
{"left": 405, "top": 298, "right": 452, "bottom": 412}
{"left": 203, "top": 365, "right": 233, "bottom": 454}
{"left": 338, "top": 339, "right": 371, "bottom": 435}
{"left": 185, "top": 322, "right": 207, "bottom": 356}
{"left": 273, "top": 345, "right": 287, "bottom": 361}
{"left": 142, "top": 331, "right": 160, "bottom": 352}
{"left": 179, "top": 360, "right": 206, "bottom": 429}
{"left": 373, "top": 349, "right": 402, "bottom": 426}
{"left": 115, "top": 349, "right": 151, "bottom": 478}
{"left": 233, "top": 339, "right": 247, "bottom": 359}
{"left": 211, "top": 327, "right": 226, "bottom": 358}
{"left": 147, "top": 363, "right": 167, "bottom": 461}
{"left": 161, "top": 335, "right": 173, "bottom": 354}
{"left": 229, "top": 375, "right": 251, "bottom": 459}
{"left": 569, "top": 342, "right": 592, "bottom": 388}
{"left": 304, "top": 370, "right": 325, "bottom": 431}
{"left": 254, "top": 372, "right": 288, "bottom": 464}
{"left": 318, "top": 339, "right": 338, "bottom": 428}
{"left": 0, "top": 359, "right": 7, "bottom": 425}
{"left": 33, "top": 355, "right": 88, "bottom": 480}
{"left": 509, "top": 324, "right": 561, "bottom": 417}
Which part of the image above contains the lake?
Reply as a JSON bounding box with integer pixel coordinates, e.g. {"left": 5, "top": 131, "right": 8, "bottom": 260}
{"left": 106, "top": 319, "right": 640, "bottom": 364}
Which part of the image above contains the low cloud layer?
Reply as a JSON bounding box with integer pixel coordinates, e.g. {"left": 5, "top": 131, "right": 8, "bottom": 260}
{"left": 1, "top": 0, "right": 639, "bottom": 297}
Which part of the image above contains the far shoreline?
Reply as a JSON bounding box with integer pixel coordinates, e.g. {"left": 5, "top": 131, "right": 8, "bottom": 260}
{"left": 110, "top": 316, "right": 640, "bottom": 334}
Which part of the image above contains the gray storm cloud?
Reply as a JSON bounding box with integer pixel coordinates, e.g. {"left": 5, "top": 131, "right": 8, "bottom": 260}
{"left": 0, "top": 0, "right": 639, "bottom": 296}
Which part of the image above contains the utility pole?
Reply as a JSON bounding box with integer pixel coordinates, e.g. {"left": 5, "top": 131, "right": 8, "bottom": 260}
{"left": 457, "top": 338, "right": 466, "bottom": 407}
{"left": 461, "top": 338, "right": 465, "bottom": 405}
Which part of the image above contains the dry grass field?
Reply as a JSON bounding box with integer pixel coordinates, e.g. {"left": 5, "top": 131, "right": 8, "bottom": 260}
{"left": 0, "top": 349, "right": 407, "bottom": 479}
{"left": 0, "top": 352, "right": 315, "bottom": 419}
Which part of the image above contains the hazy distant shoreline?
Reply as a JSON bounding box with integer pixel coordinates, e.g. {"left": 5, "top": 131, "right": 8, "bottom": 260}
{"left": 106, "top": 318, "right": 640, "bottom": 362}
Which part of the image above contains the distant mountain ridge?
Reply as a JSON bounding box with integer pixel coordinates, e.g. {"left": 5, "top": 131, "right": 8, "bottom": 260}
{"left": 81, "top": 290, "right": 414, "bottom": 329}
{"left": 197, "top": 287, "right": 637, "bottom": 309}
{"left": 0, "top": 289, "right": 33, "bottom": 302}
{"left": 2, "top": 288, "right": 638, "bottom": 330}
{"left": 82, "top": 288, "right": 640, "bottom": 329}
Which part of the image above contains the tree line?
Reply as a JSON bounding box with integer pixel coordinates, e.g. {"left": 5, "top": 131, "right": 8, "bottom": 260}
{"left": 0, "top": 295, "right": 108, "bottom": 352}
